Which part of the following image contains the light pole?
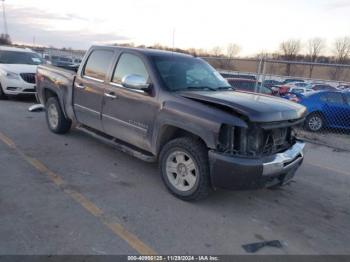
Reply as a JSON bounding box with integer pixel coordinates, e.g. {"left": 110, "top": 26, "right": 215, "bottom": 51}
{"left": 1, "top": 0, "right": 8, "bottom": 38}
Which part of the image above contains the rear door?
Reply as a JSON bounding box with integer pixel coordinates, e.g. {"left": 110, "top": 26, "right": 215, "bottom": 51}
{"left": 74, "top": 49, "right": 115, "bottom": 130}
{"left": 102, "top": 52, "right": 158, "bottom": 151}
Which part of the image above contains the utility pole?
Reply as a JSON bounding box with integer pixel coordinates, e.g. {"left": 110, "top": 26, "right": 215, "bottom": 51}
{"left": 172, "top": 28, "right": 175, "bottom": 52}
{"left": 1, "top": 0, "right": 8, "bottom": 36}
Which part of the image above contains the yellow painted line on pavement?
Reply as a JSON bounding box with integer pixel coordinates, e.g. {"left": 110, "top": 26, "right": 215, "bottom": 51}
{"left": 0, "top": 130, "right": 156, "bottom": 255}
{"left": 0, "top": 131, "right": 16, "bottom": 149}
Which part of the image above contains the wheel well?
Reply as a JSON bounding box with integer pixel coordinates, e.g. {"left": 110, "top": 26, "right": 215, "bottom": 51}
{"left": 307, "top": 111, "right": 324, "bottom": 119}
{"left": 43, "top": 88, "right": 58, "bottom": 104}
{"left": 157, "top": 125, "right": 207, "bottom": 154}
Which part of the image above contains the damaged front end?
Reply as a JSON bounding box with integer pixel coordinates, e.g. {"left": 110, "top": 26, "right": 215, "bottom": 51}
{"left": 209, "top": 118, "right": 305, "bottom": 190}
{"left": 217, "top": 120, "right": 303, "bottom": 158}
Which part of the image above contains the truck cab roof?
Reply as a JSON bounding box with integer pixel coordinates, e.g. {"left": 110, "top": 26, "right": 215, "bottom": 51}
{"left": 90, "top": 45, "right": 194, "bottom": 59}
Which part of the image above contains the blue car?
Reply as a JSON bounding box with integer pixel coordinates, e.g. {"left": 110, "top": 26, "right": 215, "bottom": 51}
{"left": 295, "top": 91, "right": 350, "bottom": 131}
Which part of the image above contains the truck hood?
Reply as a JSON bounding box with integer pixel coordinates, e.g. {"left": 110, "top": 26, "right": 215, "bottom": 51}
{"left": 178, "top": 90, "right": 306, "bottom": 122}
{"left": 0, "top": 64, "right": 37, "bottom": 74}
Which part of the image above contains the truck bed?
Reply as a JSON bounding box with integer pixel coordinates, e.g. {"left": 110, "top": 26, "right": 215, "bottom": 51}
{"left": 36, "top": 64, "right": 77, "bottom": 121}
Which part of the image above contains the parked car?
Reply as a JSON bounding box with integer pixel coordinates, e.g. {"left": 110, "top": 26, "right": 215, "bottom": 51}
{"left": 337, "top": 84, "right": 350, "bottom": 90}
{"left": 289, "top": 86, "right": 313, "bottom": 94}
{"left": 282, "top": 78, "right": 305, "bottom": 84}
{"left": 73, "top": 58, "right": 82, "bottom": 64}
{"left": 297, "top": 91, "right": 350, "bottom": 131}
{"left": 292, "top": 82, "right": 313, "bottom": 89}
{"left": 262, "top": 79, "right": 283, "bottom": 88}
{"left": 277, "top": 83, "right": 297, "bottom": 95}
{"left": 312, "top": 84, "right": 338, "bottom": 91}
{"left": 36, "top": 45, "right": 306, "bottom": 200}
{"left": 226, "top": 78, "right": 274, "bottom": 95}
{"left": 0, "top": 46, "right": 43, "bottom": 98}
{"left": 220, "top": 72, "right": 256, "bottom": 80}
{"left": 277, "top": 82, "right": 312, "bottom": 96}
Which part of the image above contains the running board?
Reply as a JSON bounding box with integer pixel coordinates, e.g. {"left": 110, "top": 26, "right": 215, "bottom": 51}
{"left": 76, "top": 125, "right": 157, "bottom": 163}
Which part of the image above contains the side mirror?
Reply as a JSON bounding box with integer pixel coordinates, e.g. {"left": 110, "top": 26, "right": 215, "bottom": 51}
{"left": 122, "top": 74, "right": 150, "bottom": 91}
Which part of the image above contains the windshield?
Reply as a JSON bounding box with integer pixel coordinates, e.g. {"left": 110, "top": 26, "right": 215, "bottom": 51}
{"left": 0, "top": 51, "right": 43, "bottom": 65}
{"left": 228, "top": 79, "right": 272, "bottom": 94}
{"left": 152, "top": 55, "right": 231, "bottom": 91}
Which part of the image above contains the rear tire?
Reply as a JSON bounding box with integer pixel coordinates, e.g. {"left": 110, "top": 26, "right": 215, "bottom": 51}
{"left": 45, "top": 97, "right": 71, "bottom": 134}
{"left": 305, "top": 112, "right": 324, "bottom": 132}
{"left": 159, "top": 137, "right": 210, "bottom": 201}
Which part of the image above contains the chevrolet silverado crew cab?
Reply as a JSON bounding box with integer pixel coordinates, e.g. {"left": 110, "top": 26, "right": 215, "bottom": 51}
{"left": 36, "top": 46, "right": 306, "bottom": 201}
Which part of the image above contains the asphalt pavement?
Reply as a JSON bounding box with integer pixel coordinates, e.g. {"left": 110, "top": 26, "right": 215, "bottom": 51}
{"left": 0, "top": 97, "right": 349, "bottom": 255}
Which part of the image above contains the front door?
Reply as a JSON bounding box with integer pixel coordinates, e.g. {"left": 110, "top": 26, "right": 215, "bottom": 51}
{"left": 74, "top": 49, "right": 115, "bottom": 130}
{"left": 102, "top": 52, "right": 158, "bottom": 151}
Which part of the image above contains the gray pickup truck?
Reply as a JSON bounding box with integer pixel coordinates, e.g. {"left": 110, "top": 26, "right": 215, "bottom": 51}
{"left": 36, "top": 45, "right": 306, "bottom": 201}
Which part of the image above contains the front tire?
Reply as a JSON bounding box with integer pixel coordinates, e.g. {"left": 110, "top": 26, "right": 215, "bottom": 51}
{"left": 159, "top": 137, "right": 210, "bottom": 201}
{"left": 45, "top": 97, "right": 71, "bottom": 134}
{"left": 305, "top": 113, "right": 324, "bottom": 132}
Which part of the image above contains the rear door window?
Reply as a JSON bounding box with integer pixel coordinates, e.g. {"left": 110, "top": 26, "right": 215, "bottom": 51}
{"left": 83, "top": 50, "right": 114, "bottom": 81}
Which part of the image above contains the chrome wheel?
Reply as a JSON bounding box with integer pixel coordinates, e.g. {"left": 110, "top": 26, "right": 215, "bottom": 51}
{"left": 47, "top": 103, "right": 59, "bottom": 129}
{"left": 165, "top": 150, "right": 198, "bottom": 192}
{"left": 308, "top": 115, "right": 323, "bottom": 131}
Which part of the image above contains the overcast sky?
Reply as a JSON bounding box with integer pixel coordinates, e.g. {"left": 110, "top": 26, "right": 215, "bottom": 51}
{"left": 2, "top": 0, "right": 350, "bottom": 55}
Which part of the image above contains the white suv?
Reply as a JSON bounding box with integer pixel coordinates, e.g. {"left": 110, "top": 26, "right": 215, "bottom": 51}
{"left": 0, "top": 46, "right": 43, "bottom": 98}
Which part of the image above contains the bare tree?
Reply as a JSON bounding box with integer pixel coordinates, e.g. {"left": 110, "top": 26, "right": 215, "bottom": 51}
{"left": 279, "top": 39, "right": 302, "bottom": 75}
{"left": 307, "top": 38, "right": 325, "bottom": 78}
{"left": 211, "top": 46, "right": 223, "bottom": 57}
{"left": 329, "top": 37, "right": 350, "bottom": 80}
{"left": 226, "top": 43, "right": 240, "bottom": 58}
{"left": 334, "top": 37, "right": 350, "bottom": 63}
{"left": 224, "top": 43, "right": 240, "bottom": 70}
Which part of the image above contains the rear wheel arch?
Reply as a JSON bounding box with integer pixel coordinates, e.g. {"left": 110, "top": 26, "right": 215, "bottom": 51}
{"left": 43, "top": 88, "right": 58, "bottom": 103}
{"left": 43, "top": 88, "right": 68, "bottom": 119}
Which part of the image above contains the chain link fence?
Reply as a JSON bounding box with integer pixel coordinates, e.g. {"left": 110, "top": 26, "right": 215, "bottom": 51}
{"left": 32, "top": 47, "right": 86, "bottom": 66}
{"left": 203, "top": 57, "right": 350, "bottom": 151}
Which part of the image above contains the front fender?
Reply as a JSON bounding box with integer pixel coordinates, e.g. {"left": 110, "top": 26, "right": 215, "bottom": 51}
{"left": 151, "top": 100, "right": 248, "bottom": 154}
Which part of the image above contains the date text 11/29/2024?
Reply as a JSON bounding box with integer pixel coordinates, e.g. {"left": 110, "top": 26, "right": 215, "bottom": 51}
{"left": 127, "top": 255, "right": 219, "bottom": 261}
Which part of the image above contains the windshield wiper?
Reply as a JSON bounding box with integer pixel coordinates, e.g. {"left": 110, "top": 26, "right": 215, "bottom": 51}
{"left": 216, "top": 86, "right": 234, "bottom": 90}
{"left": 173, "top": 86, "right": 234, "bottom": 92}
{"left": 186, "top": 86, "right": 218, "bottom": 91}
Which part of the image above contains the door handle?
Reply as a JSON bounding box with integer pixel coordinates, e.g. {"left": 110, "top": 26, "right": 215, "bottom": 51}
{"left": 104, "top": 92, "right": 117, "bottom": 99}
{"left": 75, "top": 82, "right": 85, "bottom": 89}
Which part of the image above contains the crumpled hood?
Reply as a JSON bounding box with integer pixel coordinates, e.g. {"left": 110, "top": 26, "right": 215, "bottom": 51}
{"left": 0, "top": 64, "right": 37, "bottom": 74}
{"left": 178, "top": 90, "right": 306, "bottom": 122}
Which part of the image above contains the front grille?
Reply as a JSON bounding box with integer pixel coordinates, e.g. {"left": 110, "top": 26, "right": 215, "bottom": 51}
{"left": 20, "top": 73, "right": 36, "bottom": 84}
{"left": 219, "top": 125, "right": 294, "bottom": 158}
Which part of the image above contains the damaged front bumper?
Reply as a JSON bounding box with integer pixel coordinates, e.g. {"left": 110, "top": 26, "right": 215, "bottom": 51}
{"left": 209, "top": 141, "right": 305, "bottom": 190}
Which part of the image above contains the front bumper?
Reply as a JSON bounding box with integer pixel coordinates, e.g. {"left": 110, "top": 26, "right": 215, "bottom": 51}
{"left": 2, "top": 78, "right": 36, "bottom": 95}
{"left": 209, "top": 141, "right": 305, "bottom": 190}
